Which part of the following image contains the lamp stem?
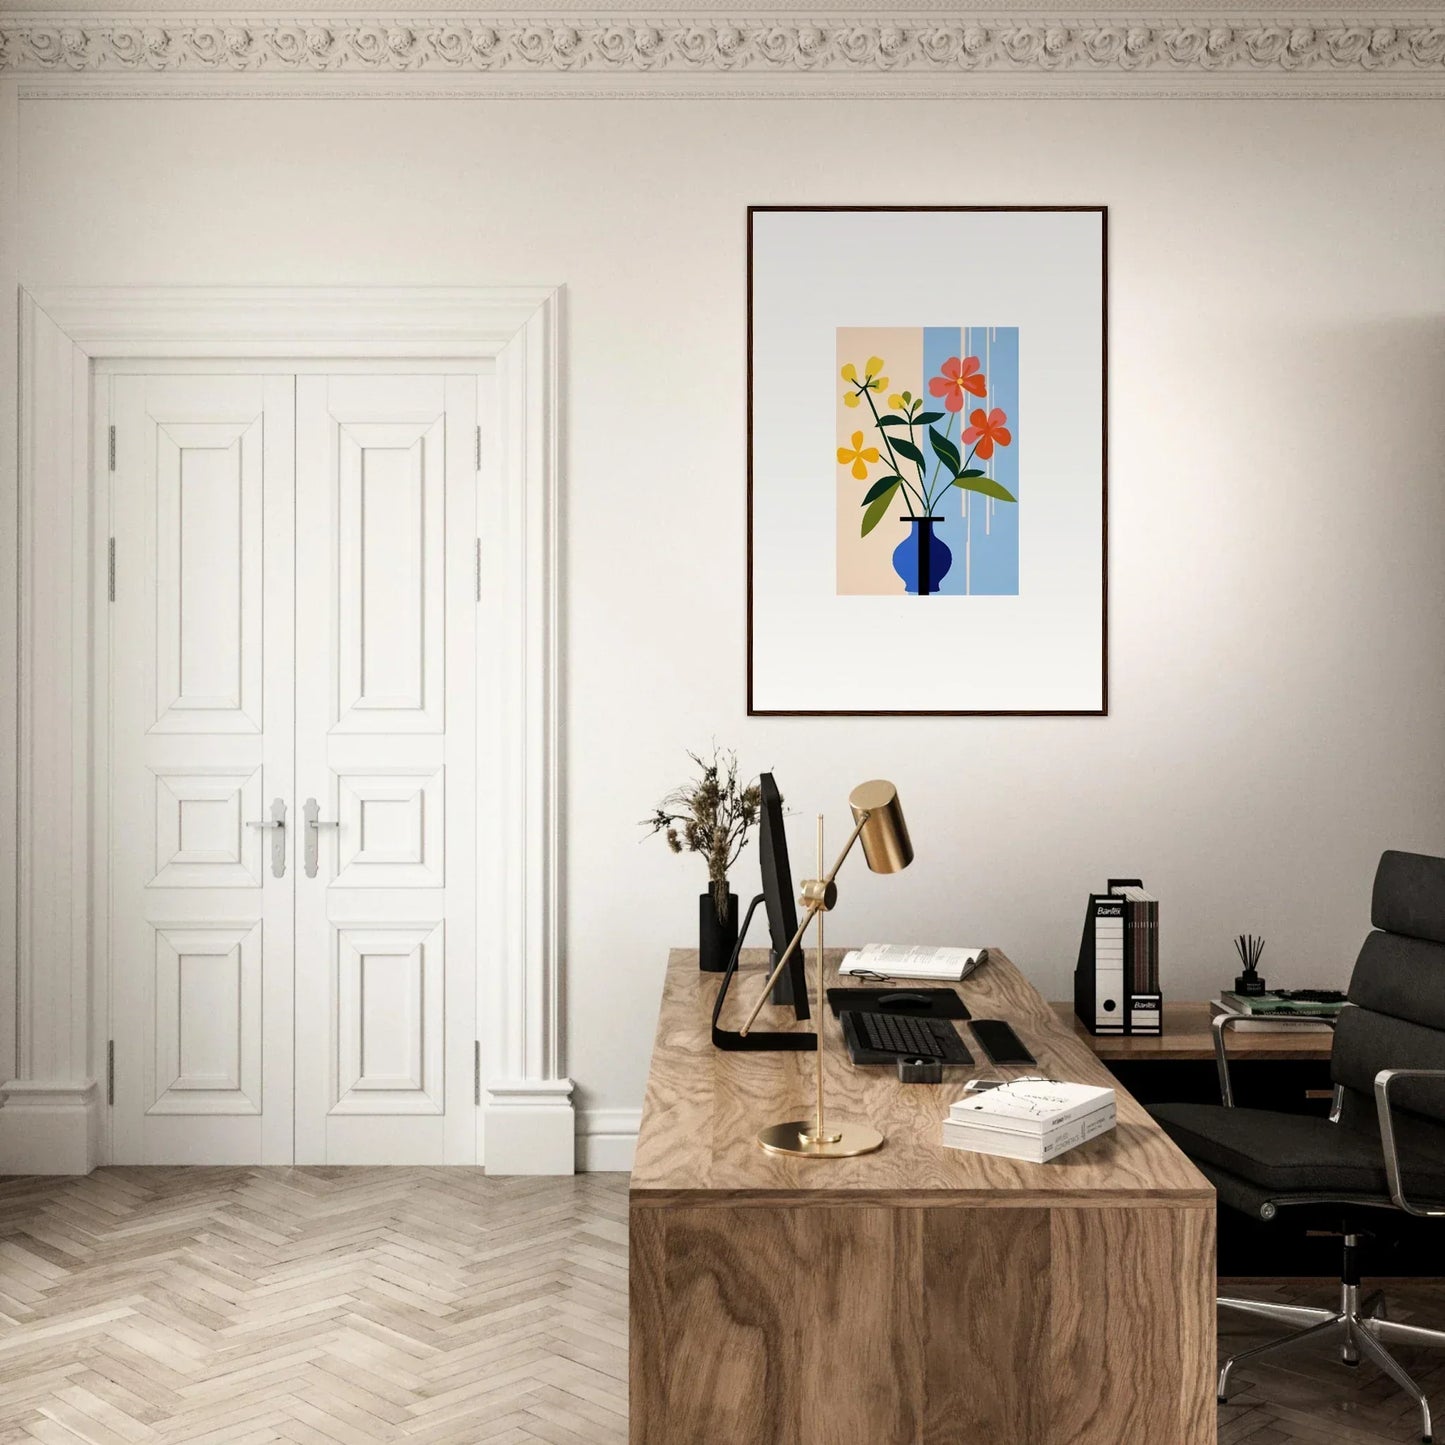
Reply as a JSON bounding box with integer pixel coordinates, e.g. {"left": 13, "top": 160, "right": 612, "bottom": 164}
{"left": 815, "top": 814, "right": 827, "bottom": 1144}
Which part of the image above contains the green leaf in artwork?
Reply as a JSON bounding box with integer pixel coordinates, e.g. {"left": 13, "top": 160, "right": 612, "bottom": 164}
{"left": 913, "top": 412, "right": 944, "bottom": 426}
{"left": 876, "top": 415, "right": 909, "bottom": 427}
{"left": 890, "top": 436, "right": 925, "bottom": 467}
{"left": 928, "top": 426, "right": 962, "bottom": 476}
{"left": 952, "top": 474, "right": 1017, "bottom": 503}
{"left": 958, "top": 468, "right": 986, "bottom": 477}
{"left": 861, "top": 474, "right": 903, "bottom": 506}
{"left": 860, "top": 482, "right": 900, "bottom": 536}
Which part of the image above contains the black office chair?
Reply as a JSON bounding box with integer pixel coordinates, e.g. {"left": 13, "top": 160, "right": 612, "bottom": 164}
{"left": 1151, "top": 849, "right": 1445, "bottom": 1444}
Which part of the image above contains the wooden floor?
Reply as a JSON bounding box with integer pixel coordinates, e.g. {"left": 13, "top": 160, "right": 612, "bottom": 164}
{"left": 0, "top": 1169, "right": 1440, "bottom": 1444}
{"left": 0, "top": 1169, "right": 628, "bottom": 1444}
{"left": 1220, "top": 1277, "right": 1445, "bottom": 1445}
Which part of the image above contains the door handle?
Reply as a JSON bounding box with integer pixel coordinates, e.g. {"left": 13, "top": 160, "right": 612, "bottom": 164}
{"left": 246, "top": 797, "right": 288, "bottom": 879}
{"left": 303, "top": 797, "right": 340, "bottom": 879}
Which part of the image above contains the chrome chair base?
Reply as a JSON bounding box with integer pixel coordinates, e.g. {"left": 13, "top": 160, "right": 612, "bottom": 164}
{"left": 1219, "top": 1280, "right": 1445, "bottom": 1443}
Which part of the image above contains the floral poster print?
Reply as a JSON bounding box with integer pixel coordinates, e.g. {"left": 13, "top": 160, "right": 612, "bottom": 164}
{"left": 747, "top": 205, "right": 1106, "bottom": 715}
{"left": 836, "top": 327, "right": 1019, "bottom": 596}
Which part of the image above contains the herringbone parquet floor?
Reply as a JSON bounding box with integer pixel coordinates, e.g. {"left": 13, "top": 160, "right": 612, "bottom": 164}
{"left": 0, "top": 1169, "right": 628, "bottom": 1445}
{"left": 0, "top": 1168, "right": 1442, "bottom": 1444}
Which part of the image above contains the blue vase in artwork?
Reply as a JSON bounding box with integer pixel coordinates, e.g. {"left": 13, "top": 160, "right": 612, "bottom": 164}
{"left": 892, "top": 516, "right": 953, "bottom": 595}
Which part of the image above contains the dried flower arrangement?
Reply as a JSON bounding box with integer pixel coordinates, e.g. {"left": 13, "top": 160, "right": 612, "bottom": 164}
{"left": 643, "top": 747, "right": 763, "bottom": 923}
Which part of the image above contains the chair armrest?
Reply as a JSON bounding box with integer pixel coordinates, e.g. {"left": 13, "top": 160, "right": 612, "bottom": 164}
{"left": 1374, "top": 1068, "right": 1445, "bottom": 1218}
{"left": 1212, "top": 1009, "right": 1338, "bottom": 1108}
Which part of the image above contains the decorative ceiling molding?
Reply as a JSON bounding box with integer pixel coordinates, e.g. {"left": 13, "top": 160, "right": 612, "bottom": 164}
{"left": 4, "top": 12, "right": 1445, "bottom": 94}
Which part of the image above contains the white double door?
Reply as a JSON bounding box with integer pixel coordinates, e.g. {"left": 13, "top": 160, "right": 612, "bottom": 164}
{"left": 108, "top": 369, "right": 480, "bottom": 1164}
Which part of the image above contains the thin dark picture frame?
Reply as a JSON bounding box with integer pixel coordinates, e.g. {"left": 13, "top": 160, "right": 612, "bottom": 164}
{"left": 746, "top": 204, "right": 1109, "bottom": 717}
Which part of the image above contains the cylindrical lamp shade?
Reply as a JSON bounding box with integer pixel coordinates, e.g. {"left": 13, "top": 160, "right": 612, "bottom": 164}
{"left": 848, "top": 780, "right": 913, "bottom": 874}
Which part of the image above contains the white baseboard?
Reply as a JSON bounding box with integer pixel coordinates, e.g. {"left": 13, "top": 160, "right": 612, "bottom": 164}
{"left": 483, "top": 1078, "right": 576, "bottom": 1175}
{"left": 0, "top": 1079, "right": 636, "bottom": 1176}
{"left": 577, "top": 1108, "right": 639, "bottom": 1173}
{"left": 0, "top": 1080, "right": 102, "bottom": 1175}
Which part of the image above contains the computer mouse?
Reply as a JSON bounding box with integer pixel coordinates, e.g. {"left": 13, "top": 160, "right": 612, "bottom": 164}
{"left": 877, "top": 991, "right": 932, "bottom": 1010}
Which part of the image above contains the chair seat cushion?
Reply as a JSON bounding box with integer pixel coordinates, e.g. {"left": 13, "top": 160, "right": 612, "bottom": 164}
{"left": 1149, "top": 1103, "right": 1445, "bottom": 1197}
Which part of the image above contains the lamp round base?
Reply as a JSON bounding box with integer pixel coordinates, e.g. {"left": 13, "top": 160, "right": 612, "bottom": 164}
{"left": 756, "top": 1119, "right": 884, "bottom": 1158}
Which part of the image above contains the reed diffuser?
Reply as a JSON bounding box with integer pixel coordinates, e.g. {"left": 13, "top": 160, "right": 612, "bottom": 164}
{"left": 1233, "top": 934, "right": 1267, "bottom": 996}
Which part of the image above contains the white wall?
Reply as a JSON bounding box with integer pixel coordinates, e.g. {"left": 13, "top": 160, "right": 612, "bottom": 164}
{"left": 16, "top": 95, "right": 1445, "bottom": 1148}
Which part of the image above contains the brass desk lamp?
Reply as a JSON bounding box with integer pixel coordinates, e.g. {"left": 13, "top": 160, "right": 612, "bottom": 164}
{"left": 738, "top": 779, "right": 913, "bottom": 1158}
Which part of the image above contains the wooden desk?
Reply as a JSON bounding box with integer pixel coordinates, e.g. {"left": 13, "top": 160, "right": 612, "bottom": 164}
{"left": 1052, "top": 1000, "right": 1334, "bottom": 1062}
{"left": 631, "top": 949, "right": 1216, "bottom": 1445}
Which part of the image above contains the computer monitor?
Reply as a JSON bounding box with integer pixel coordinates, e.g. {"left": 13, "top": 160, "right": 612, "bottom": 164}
{"left": 758, "top": 773, "right": 810, "bottom": 1020}
{"left": 709, "top": 772, "right": 815, "bottom": 1051}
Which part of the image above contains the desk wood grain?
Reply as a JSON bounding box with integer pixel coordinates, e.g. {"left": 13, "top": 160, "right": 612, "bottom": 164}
{"left": 631, "top": 948, "right": 1213, "bottom": 1205}
{"left": 629, "top": 949, "right": 1217, "bottom": 1444}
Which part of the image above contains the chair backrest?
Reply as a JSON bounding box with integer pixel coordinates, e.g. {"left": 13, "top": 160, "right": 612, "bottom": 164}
{"left": 1332, "top": 851, "right": 1445, "bottom": 1154}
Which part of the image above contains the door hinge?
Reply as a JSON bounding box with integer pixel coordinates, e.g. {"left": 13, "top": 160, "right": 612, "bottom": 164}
{"left": 107, "top": 425, "right": 116, "bottom": 472}
{"left": 106, "top": 1040, "right": 115, "bottom": 1106}
{"left": 107, "top": 538, "right": 116, "bottom": 602}
{"left": 474, "top": 1041, "right": 481, "bottom": 1106}
{"left": 475, "top": 424, "right": 482, "bottom": 472}
{"left": 474, "top": 538, "right": 482, "bottom": 602}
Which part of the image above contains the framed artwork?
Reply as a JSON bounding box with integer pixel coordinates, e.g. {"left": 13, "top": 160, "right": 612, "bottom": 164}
{"left": 747, "top": 205, "right": 1107, "bottom": 716}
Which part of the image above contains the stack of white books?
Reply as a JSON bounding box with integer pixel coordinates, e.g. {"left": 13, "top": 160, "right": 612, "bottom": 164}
{"left": 942, "top": 1079, "right": 1116, "bottom": 1163}
{"left": 838, "top": 943, "right": 986, "bottom": 982}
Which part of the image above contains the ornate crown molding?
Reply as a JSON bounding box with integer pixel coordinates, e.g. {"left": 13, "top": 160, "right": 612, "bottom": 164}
{"left": 4, "top": 12, "right": 1445, "bottom": 93}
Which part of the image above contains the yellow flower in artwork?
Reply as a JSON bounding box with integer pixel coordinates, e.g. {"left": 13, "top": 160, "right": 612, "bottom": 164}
{"left": 841, "top": 358, "right": 888, "bottom": 407}
{"left": 888, "top": 394, "right": 907, "bottom": 412}
{"left": 836, "top": 430, "right": 880, "bottom": 481}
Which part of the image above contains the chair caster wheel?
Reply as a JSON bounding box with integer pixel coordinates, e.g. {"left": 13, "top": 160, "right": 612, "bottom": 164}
{"left": 1343, "top": 1358, "right": 1360, "bottom": 1368}
{"left": 1217, "top": 1397, "right": 1226, "bottom": 1405}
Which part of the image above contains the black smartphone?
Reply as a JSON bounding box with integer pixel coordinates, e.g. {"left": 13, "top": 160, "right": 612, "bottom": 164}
{"left": 970, "top": 1019, "right": 1036, "bottom": 1066}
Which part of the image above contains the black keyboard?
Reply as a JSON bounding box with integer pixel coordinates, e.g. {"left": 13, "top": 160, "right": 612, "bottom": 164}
{"left": 842, "top": 1011, "right": 974, "bottom": 1065}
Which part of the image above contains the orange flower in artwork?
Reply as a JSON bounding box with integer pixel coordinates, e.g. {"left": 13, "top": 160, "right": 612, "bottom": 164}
{"left": 927, "top": 355, "right": 987, "bottom": 412}
{"left": 962, "top": 408, "right": 1012, "bottom": 461}
{"left": 836, "top": 430, "right": 880, "bottom": 480}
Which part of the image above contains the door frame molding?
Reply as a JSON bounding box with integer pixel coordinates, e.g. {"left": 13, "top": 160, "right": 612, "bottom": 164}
{"left": 3, "top": 285, "right": 572, "bottom": 1175}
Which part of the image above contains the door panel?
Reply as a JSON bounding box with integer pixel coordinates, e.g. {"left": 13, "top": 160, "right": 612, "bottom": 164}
{"left": 332, "top": 768, "right": 445, "bottom": 888}
{"left": 333, "top": 921, "right": 444, "bottom": 1113}
{"left": 110, "top": 374, "right": 295, "bottom": 1164}
{"left": 152, "top": 420, "right": 264, "bottom": 732}
{"left": 335, "top": 421, "right": 445, "bottom": 731}
{"left": 294, "top": 375, "right": 477, "bottom": 1164}
{"left": 150, "top": 921, "right": 262, "bottom": 1114}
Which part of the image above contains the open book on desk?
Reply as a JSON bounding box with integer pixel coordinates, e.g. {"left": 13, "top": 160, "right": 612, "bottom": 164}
{"left": 838, "top": 943, "right": 987, "bottom": 982}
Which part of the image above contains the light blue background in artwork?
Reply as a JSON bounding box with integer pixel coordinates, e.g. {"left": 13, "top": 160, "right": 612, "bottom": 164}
{"left": 920, "top": 325, "right": 1019, "bottom": 596}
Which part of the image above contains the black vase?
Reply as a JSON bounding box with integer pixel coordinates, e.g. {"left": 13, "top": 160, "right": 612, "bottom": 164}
{"left": 699, "top": 889, "right": 739, "bottom": 972}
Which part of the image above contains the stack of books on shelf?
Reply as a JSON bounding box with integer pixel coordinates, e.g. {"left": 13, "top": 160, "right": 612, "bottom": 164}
{"left": 1209, "top": 990, "right": 1345, "bottom": 1033}
{"left": 941, "top": 1079, "right": 1116, "bottom": 1163}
